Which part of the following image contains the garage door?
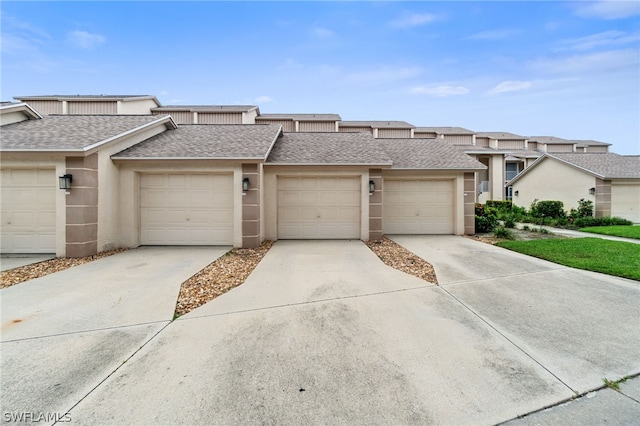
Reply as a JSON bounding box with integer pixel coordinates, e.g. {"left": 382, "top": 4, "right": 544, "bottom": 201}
{"left": 383, "top": 179, "right": 454, "bottom": 234}
{"left": 611, "top": 184, "right": 640, "bottom": 223}
{"left": 0, "top": 169, "right": 56, "bottom": 253}
{"left": 140, "top": 173, "right": 233, "bottom": 245}
{"left": 278, "top": 177, "right": 360, "bottom": 239}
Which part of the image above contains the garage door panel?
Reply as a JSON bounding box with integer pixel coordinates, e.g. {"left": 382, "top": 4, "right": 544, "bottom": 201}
{"left": 140, "top": 173, "right": 233, "bottom": 245}
{"left": 384, "top": 179, "right": 454, "bottom": 235}
{"left": 277, "top": 177, "right": 360, "bottom": 239}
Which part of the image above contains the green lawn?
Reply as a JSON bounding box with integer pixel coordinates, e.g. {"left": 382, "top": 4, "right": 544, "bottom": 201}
{"left": 580, "top": 225, "right": 640, "bottom": 240}
{"left": 496, "top": 238, "right": 640, "bottom": 281}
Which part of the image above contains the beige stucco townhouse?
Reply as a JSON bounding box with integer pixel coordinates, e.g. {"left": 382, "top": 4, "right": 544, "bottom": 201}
{"left": 508, "top": 153, "right": 640, "bottom": 223}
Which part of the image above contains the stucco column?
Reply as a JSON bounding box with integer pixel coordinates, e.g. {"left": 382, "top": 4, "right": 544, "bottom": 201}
{"left": 595, "top": 178, "right": 611, "bottom": 217}
{"left": 464, "top": 173, "right": 476, "bottom": 234}
{"left": 242, "top": 163, "right": 261, "bottom": 248}
{"left": 368, "top": 169, "right": 383, "bottom": 240}
{"left": 65, "top": 154, "right": 99, "bottom": 257}
{"left": 490, "top": 155, "right": 504, "bottom": 201}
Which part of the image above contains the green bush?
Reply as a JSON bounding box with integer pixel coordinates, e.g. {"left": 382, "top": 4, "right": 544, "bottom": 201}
{"left": 531, "top": 200, "right": 565, "bottom": 219}
{"left": 475, "top": 203, "right": 498, "bottom": 233}
{"left": 573, "top": 216, "right": 633, "bottom": 228}
{"left": 494, "top": 226, "right": 515, "bottom": 240}
{"left": 486, "top": 200, "right": 513, "bottom": 212}
{"left": 503, "top": 215, "right": 516, "bottom": 228}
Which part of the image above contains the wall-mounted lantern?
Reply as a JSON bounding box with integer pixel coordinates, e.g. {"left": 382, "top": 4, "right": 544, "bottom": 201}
{"left": 242, "top": 177, "right": 250, "bottom": 192}
{"left": 589, "top": 187, "right": 596, "bottom": 195}
{"left": 514, "top": 190, "right": 519, "bottom": 196}
{"left": 369, "top": 180, "right": 375, "bottom": 194}
{"left": 59, "top": 174, "right": 72, "bottom": 190}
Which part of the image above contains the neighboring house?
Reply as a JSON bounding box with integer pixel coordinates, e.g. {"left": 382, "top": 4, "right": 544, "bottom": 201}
{"left": 151, "top": 105, "right": 260, "bottom": 125}
{"left": 338, "top": 121, "right": 415, "bottom": 138}
{"left": 13, "top": 95, "right": 160, "bottom": 115}
{"left": 414, "top": 127, "right": 475, "bottom": 145}
{"left": 0, "top": 105, "right": 487, "bottom": 257}
{"left": 256, "top": 114, "right": 341, "bottom": 132}
{"left": 508, "top": 153, "right": 640, "bottom": 223}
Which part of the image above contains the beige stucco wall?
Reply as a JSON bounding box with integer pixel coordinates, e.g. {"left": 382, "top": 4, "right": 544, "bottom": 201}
{"left": 1, "top": 111, "right": 31, "bottom": 126}
{"left": 117, "top": 99, "right": 158, "bottom": 115}
{"left": 511, "top": 158, "right": 596, "bottom": 212}
{"left": 490, "top": 155, "right": 505, "bottom": 201}
{"left": 611, "top": 180, "right": 640, "bottom": 223}
{"left": 263, "top": 166, "right": 372, "bottom": 241}
{"left": 1, "top": 155, "right": 67, "bottom": 256}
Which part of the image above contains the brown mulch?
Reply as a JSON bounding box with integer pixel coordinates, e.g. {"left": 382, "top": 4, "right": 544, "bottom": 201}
{"left": 0, "top": 249, "right": 127, "bottom": 289}
{"left": 174, "top": 240, "right": 274, "bottom": 318}
{"left": 365, "top": 236, "right": 438, "bottom": 285}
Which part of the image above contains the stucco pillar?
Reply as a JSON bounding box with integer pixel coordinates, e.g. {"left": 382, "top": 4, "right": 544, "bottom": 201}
{"left": 490, "top": 155, "right": 504, "bottom": 201}
{"left": 595, "top": 178, "right": 611, "bottom": 217}
{"left": 368, "top": 169, "right": 383, "bottom": 241}
{"left": 464, "top": 173, "right": 476, "bottom": 234}
{"left": 65, "top": 154, "right": 98, "bottom": 257}
{"left": 242, "top": 163, "right": 261, "bottom": 248}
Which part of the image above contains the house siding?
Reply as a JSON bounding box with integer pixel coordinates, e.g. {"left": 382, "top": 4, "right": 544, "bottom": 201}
{"left": 68, "top": 102, "right": 118, "bottom": 115}
{"left": 497, "top": 140, "right": 526, "bottom": 150}
{"left": 25, "top": 100, "right": 62, "bottom": 115}
{"left": 256, "top": 119, "right": 295, "bottom": 132}
{"left": 299, "top": 121, "right": 335, "bottom": 132}
{"left": 443, "top": 135, "right": 473, "bottom": 145}
{"left": 198, "top": 113, "right": 243, "bottom": 124}
{"left": 378, "top": 129, "right": 411, "bottom": 139}
{"left": 547, "top": 144, "right": 575, "bottom": 153}
{"left": 476, "top": 137, "right": 490, "bottom": 147}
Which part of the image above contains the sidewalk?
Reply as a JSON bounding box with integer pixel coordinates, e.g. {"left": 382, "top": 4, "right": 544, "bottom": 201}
{"left": 515, "top": 223, "right": 640, "bottom": 245}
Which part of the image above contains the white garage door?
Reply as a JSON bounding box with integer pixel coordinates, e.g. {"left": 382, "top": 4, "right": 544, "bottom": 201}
{"left": 1, "top": 169, "right": 56, "bottom": 253}
{"left": 140, "top": 173, "right": 233, "bottom": 245}
{"left": 611, "top": 184, "right": 640, "bottom": 223}
{"left": 278, "top": 177, "right": 360, "bottom": 239}
{"left": 384, "top": 179, "right": 454, "bottom": 234}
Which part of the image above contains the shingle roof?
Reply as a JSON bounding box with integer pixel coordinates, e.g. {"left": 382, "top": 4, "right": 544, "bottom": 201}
{"left": 266, "top": 132, "right": 392, "bottom": 165}
{"left": 547, "top": 153, "right": 640, "bottom": 179}
{"left": 257, "top": 113, "right": 341, "bottom": 121}
{"left": 477, "top": 131, "right": 526, "bottom": 140}
{"left": 339, "top": 120, "right": 415, "bottom": 128}
{"left": 112, "top": 124, "right": 281, "bottom": 160}
{"left": 380, "top": 139, "right": 487, "bottom": 170}
{"left": 415, "top": 126, "right": 475, "bottom": 135}
{"left": 0, "top": 115, "right": 171, "bottom": 151}
{"left": 152, "top": 105, "right": 258, "bottom": 113}
{"left": 573, "top": 139, "right": 612, "bottom": 147}
{"left": 15, "top": 95, "right": 159, "bottom": 103}
{"left": 528, "top": 136, "right": 571, "bottom": 144}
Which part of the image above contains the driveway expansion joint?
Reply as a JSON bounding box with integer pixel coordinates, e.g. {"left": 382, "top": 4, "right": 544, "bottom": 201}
{"left": 439, "top": 266, "right": 569, "bottom": 287}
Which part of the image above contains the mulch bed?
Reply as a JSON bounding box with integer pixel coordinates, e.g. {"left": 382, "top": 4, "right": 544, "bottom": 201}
{"left": 365, "top": 236, "right": 438, "bottom": 284}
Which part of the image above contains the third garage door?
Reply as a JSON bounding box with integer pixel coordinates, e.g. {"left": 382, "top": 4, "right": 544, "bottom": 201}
{"left": 383, "top": 179, "right": 454, "bottom": 234}
{"left": 278, "top": 176, "right": 360, "bottom": 239}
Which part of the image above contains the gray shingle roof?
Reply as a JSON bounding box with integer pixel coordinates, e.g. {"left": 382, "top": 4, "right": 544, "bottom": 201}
{"left": 15, "top": 95, "right": 159, "bottom": 102}
{"left": 0, "top": 115, "right": 170, "bottom": 151}
{"left": 572, "top": 139, "right": 612, "bottom": 147}
{"left": 113, "top": 124, "right": 281, "bottom": 160}
{"left": 257, "top": 113, "right": 341, "bottom": 121}
{"left": 547, "top": 153, "right": 640, "bottom": 179}
{"left": 528, "top": 136, "right": 570, "bottom": 144}
{"left": 339, "top": 121, "right": 415, "bottom": 128}
{"left": 415, "top": 126, "right": 475, "bottom": 135}
{"left": 477, "top": 131, "right": 526, "bottom": 140}
{"left": 380, "top": 139, "right": 487, "bottom": 170}
{"left": 152, "top": 105, "right": 257, "bottom": 113}
{"left": 266, "top": 132, "right": 392, "bottom": 165}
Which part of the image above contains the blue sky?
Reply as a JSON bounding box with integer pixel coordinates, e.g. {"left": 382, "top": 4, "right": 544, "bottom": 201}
{"left": 2, "top": 1, "right": 639, "bottom": 154}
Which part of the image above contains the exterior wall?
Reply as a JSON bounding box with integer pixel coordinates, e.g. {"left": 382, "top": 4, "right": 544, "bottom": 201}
{"left": 299, "top": 121, "right": 336, "bottom": 132}
{"left": 339, "top": 126, "right": 373, "bottom": 134}
{"left": 546, "top": 144, "right": 575, "bottom": 153}
{"left": 1, "top": 111, "right": 32, "bottom": 126}
{"left": 65, "top": 155, "right": 99, "bottom": 257}
{"left": 24, "top": 100, "right": 62, "bottom": 115}
{"left": 611, "top": 180, "right": 640, "bottom": 223}
{"left": 585, "top": 146, "right": 609, "bottom": 153}
{"left": 256, "top": 119, "right": 295, "bottom": 132}
{"left": 68, "top": 101, "right": 118, "bottom": 115}
{"left": 464, "top": 172, "right": 476, "bottom": 234}
{"left": 378, "top": 129, "right": 412, "bottom": 139}
{"left": 263, "top": 166, "right": 371, "bottom": 242}
{"left": 198, "top": 113, "right": 243, "bottom": 124}
{"left": 242, "top": 163, "right": 261, "bottom": 248}
{"left": 476, "top": 137, "right": 490, "bottom": 147}
{"left": 117, "top": 99, "right": 158, "bottom": 115}
{"left": 490, "top": 155, "right": 504, "bottom": 201}
{"left": 368, "top": 169, "right": 383, "bottom": 240}
{"left": 528, "top": 141, "right": 538, "bottom": 151}
{"left": 158, "top": 111, "right": 193, "bottom": 124}
{"left": 511, "top": 158, "right": 596, "bottom": 212}
{"left": 595, "top": 178, "right": 611, "bottom": 218}
{"left": 443, "top": 135, "right": 474, "bottom": 145}
{"left": 414, "top": 132, "right": 437, "bottom": 139}
{"left": 497, "top": 140, "right": 525, "bottom": 150}
{"left": 242, "top": 109, "right": 259, "bottom": 124}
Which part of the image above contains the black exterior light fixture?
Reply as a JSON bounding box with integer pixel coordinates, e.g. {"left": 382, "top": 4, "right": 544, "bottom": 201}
{"left": 369, "top": 180, "right": 375, "bottom": 194}
{"left": 589, "top": 187, "right": 596, "bottom": 195}
{"left": 242, "top": 177, "right": 250, "bottom": 192}
{"left": 514, "top": 190, "right": 519, "bottom": 196}
{"left": 59, "top": 174, "right": 72, "bottom": 190}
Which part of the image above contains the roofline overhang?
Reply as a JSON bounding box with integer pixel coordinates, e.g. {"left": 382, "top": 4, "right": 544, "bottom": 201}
{"left": 265, "top": 162, "right": 394, "bottom": 167}
{"left": 389, "top": 167, "right": 487, "bottom": 171}
{"left": 506, "top": 153, "right": 606, "bottom": 186}
{"left": 0, "top": 102, "right": 43, "bottom": 120}
{"left": 111, "top": 156, "right": 266, "bottom": 162}
{"left": 14, "top": 95, "right": 160, "bottom": 104}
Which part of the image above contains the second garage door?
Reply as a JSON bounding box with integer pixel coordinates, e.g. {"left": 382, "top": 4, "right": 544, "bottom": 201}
{"left": 140, "top": 173, "right": 233, "bottom": 245}
{"left": 383, "top": 179, "right": 454, "bottom": 234}
{"left": 278, "top": 176, "right": 360, "bottom": 239}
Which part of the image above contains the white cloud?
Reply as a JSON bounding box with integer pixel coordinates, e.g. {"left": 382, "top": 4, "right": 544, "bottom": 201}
{"left": 410, "top": 85, "right": 470, "bottom": 97}
{"left": 254, "top": 96, "right": 273, "bottom": 103}
{"left": 66, "top": 30, "right": 105, "bottom": 49}
{"left": 573, "top": 0, "right": 640, "bottom": 20}
{"left": 312, "top": 27, "right": 334, "bottom": 38}
{"left": 390, "top": 12, "right": 439, "bottom": 29}
{"left": 466, "top": 29, "right": 519, "bottom": 41}
{"left": 487, "top": 81, "right": 532, "bottom": 95}
{"left": 557, "top": 30, "right": 640, "bottom": 51}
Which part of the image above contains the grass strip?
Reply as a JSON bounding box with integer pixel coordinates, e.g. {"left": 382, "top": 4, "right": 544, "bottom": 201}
{"left": 496, "top": 238, "right": 640, "bottom": 281}
{"left": 579, "top": 225, "right": 640, "bottom": 240}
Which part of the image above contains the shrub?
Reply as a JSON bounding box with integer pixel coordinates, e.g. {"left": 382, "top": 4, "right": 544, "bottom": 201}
{"left": 503, "top": 215, "right": 516, "bottom": 228}
{"left": 475, "top": 203, "right": 498, "bottom": 233}
{"left": 573, "top": 216, "right": 633, "bottom": 228}
{"left": 494, "top": 226, "right": 515, "bottom": 240}
{"left": 486, "top": 200, "right": 513, "bottom": 212}
{"left": 522, "top": 225, "right": 530, "bottom": 231}
{"left": 531, "top": 200, "right": 566, "bottom": 219}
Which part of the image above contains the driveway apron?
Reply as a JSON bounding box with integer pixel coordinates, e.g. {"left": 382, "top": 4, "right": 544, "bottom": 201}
{"left": 67, "top": 240, "right": 573, "bottom": 425}
{"left": 391, "top": 235, "right": 640, "bottom": 394}
{"left": 1, "top": 246, "right": 229, "bottom": 424}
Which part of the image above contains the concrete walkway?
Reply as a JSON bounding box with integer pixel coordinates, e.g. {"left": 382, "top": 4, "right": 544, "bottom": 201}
{"left": 0, "top": 254, "right": 55, "bottom": 271}
{"left": 515, "top": 222, "right": 640, "bottom": 244}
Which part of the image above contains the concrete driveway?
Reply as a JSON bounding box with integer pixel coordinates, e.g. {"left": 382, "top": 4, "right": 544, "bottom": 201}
{"left": 2, "top": 239, "right": 638, "bottom": 425}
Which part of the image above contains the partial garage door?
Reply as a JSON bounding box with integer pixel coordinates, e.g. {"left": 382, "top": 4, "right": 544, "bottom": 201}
{"left": 611, "top": 183, "right": 640, "bottom": 223}
{"left": 1, "top": 169, "right": 56, "bottom": 253}
{"left": 278, "top": 176, "right": 360, "bottom": 239}
{"left": 384, "top": 179, "right": 454, "bottom": 234}
{"left": 140, "top": 173, "right": 233, "bottom": 245}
